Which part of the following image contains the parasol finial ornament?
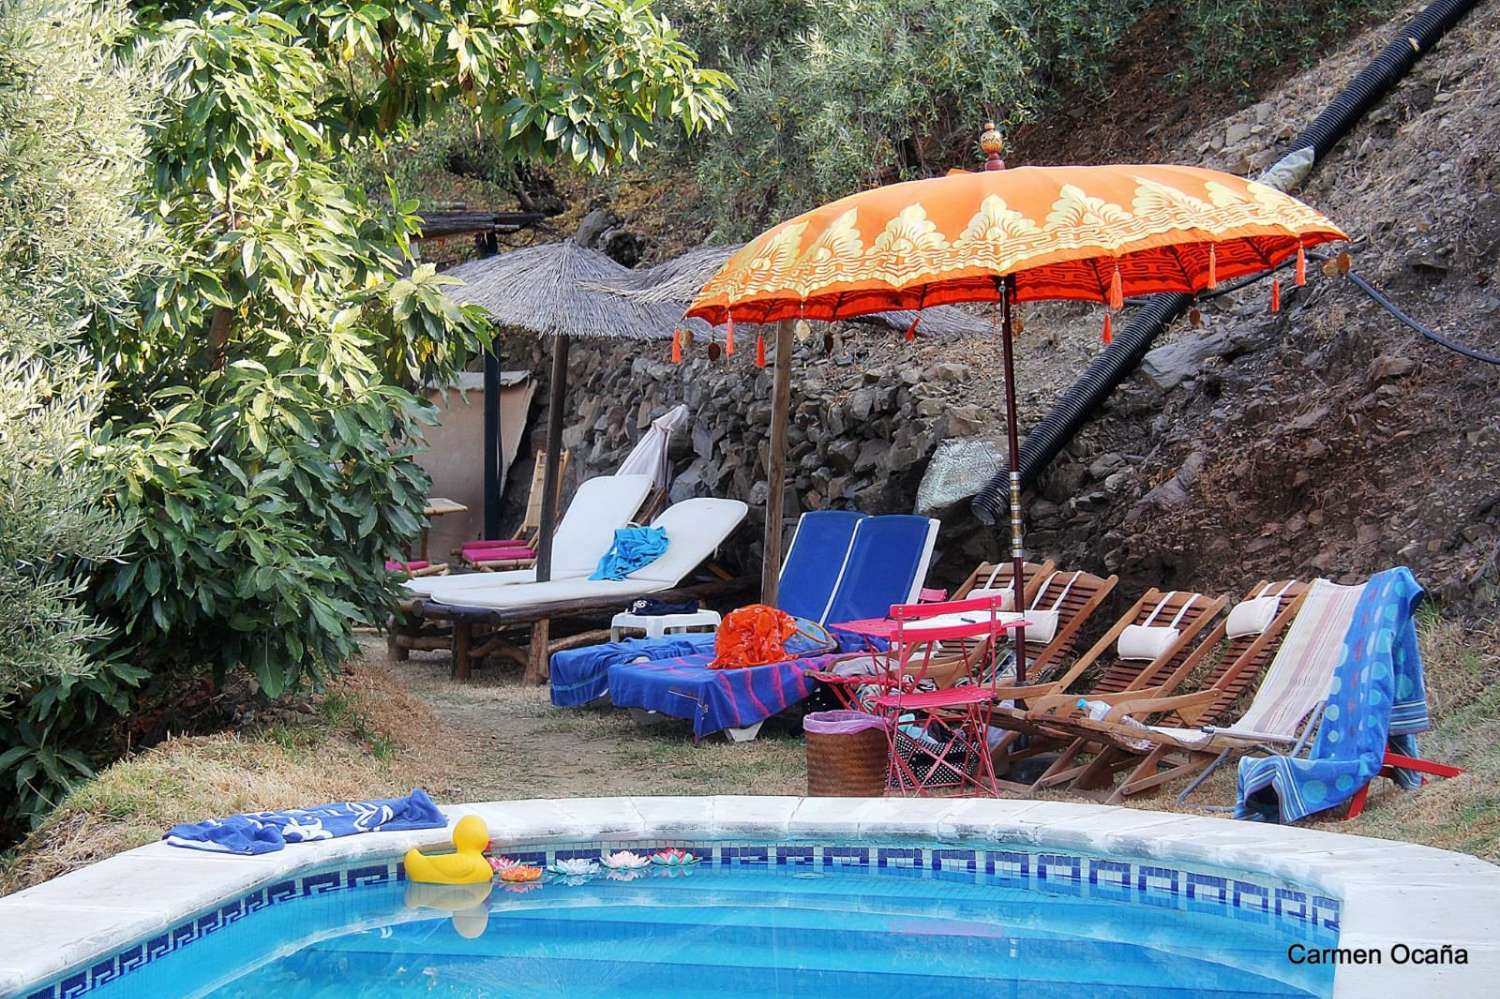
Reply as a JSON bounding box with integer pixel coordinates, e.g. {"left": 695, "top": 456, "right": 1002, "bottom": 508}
{"left": 980, "top": 121, "right": 1005, "bottom": 171}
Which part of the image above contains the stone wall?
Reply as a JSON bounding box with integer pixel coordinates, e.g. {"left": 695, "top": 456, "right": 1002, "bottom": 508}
{"left": 506, "top": 330, "right": 1004, "bottom": 583}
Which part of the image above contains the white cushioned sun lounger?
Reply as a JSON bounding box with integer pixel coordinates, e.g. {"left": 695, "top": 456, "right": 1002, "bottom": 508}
{"left": 431, "top": 498, "right": 748, "bottom": 610}
{"left": 405, "top": 474, "right": 654, "bottom": 599}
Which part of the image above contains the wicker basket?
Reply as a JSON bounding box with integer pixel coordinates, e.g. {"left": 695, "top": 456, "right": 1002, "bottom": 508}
{"left": 804, "top": 711, "right": 890, "bottom": 797}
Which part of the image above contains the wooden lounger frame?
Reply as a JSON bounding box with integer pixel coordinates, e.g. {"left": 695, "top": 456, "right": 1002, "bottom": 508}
{"left": 986, "top": 586, "right": 1226, "bottom": 786}
{"left": 1032, "top": 580, "right": 1309, "bottom": 800}
{"left": 389, "top": 572, "right": 749, "bottom": 682}
{"left": 460, "top": 451, "right": 570, "bottom": 571}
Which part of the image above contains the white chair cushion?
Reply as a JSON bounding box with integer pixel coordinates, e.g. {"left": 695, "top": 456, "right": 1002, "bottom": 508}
{"left": 552, "top": 474, "right": 655, "bottom": 576}
{"left": 966, "top": 587, "right": 1016, "bottom": 611}
{"left": 1226, "top": 595, "right": 1280, "bottom": 639}
{"left": 628, "top": 498, "right": 749, "bottom": 583}
{"left": 1001, "top": 610, "right": 1059, "bottom": 645}
{"left": 1117, "top": 624, "right": 1180, "bottom": 661}
{"left": 405, "top": 570, "right": 536, "bottom": 597}
{"left": 433, "top": 577, "right": 670, "bottom": 609}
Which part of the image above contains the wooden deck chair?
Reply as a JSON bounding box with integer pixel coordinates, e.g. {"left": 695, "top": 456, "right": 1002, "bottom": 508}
{"left": 986, "top": 587, "right": 1226, "bottom": 782}
{"left": 952, "top": 559, "right": 1057, "bottom": 602}
{"left": 1060, "top": 578, "right": 1368, "bottom": 806}
{"left": 1030, "top": 580, "right": 1310, "bottom": 799}
{"left": 461, "top": 451, "right": 570, "bottom": 571}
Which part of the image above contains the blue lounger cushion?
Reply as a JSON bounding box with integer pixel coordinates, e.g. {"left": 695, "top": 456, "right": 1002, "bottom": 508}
{"left": 607, "top": 651, "right": 841, "bottom": 740}
{"left": 822, "top": 515, "right": 939, "bottom": 647}
{"left": 777, "top": 510, "right": 866, "bottom": 624}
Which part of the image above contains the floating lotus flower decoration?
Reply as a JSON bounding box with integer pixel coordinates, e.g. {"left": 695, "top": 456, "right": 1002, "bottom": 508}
{"left": 488, "top": 856, "right": 520, "bottom": 873}
{"left": 606, "top": 868, "right": 648, "bottom": 882}
{"left": 497, "top": 864, "right": 542, "bottom": 883}
{"left": 547, "top": 858, "right": 600, "bottom": 878}
{"left": 650, "top": 848, "right": 700, "bottom": 867}
{"left": 601, "top": 850, "right": 651, "bottom": 870}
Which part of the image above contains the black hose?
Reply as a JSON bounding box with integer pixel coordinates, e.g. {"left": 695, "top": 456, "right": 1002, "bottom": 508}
{"left": 971, "top": 0, "right": 1483, "bottom": 526}
{"left": 972, "top": 293, "right": 1189, "bottom": 524}
{"left": 1286, "top": 0, "right": 1478, "bottom": 160}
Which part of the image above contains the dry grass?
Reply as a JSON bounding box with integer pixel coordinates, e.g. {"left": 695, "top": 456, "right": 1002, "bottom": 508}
{"left": 0, "top": 663, "right": 443, "bottom": 895}
{"left": 5, "top": 613, "right": 1495, "bottom": 896}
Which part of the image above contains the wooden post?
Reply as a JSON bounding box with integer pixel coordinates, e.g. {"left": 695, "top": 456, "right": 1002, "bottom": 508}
{"left": 524, "top": 333, "right": 569, "bottom": 685}
{"left": 760, "top": 319, "right": 796, "bottom": 605}
{"left": 482, "top": 342, "right": 502, "bottom": 540}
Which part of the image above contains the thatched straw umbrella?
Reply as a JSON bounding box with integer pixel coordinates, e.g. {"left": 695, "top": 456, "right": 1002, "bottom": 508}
{"left": 588, "top": 243, "right": 993, "bottom": 339}
{"left": 442, "top": 238, "right": 682, "bottom": 680}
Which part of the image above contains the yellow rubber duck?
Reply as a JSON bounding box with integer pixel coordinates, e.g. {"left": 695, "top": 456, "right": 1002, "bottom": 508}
{"left": 403, "top": 815, "right": 492, "bottom": 885}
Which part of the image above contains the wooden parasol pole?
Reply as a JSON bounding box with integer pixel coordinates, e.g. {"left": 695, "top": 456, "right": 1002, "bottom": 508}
{"left": 998, "top": 278, "right": 1028, "bottom": 687}
{"left": 760, "top": 318, "right": 796, "bottom": 605}
{"left": 525, "top": 332, "right": 570, "bottom": 685}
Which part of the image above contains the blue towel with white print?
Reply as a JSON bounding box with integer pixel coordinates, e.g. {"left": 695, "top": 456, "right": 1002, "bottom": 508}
{"left": 1236, "top": 567, "right": 1431, "bottom": 823}
{"left": 164, "top": 788, "right": 445, "bottom": 854}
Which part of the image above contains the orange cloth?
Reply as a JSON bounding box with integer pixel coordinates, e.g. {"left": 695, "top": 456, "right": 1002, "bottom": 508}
{"left": 709, "top": 604, "right": 798, "bottom": 670}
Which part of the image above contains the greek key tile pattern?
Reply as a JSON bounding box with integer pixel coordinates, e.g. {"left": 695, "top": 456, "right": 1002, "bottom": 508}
{"left": 26, "top": 841, "right": 1338, "bottom": 997}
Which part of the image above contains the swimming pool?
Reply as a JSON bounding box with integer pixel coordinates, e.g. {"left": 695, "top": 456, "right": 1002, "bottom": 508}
{"left": 47, "top": 839, "right": 1341, "bottom": 998}
{"left": 4, "top": 797, "right": 1497, "bottom": 998}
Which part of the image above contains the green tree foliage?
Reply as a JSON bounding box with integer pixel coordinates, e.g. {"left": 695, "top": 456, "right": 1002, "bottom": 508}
{"left": 87, "top": 1, "right": 728, "bottom": 696}
{"left": 0, "top": 0, "right": 150, "bottom": 821}
{"left": 0, "top": 0, "right": 728, "bottom": 830}
{"left": 666, "top": 0, "right": 1389, "bottom": 239}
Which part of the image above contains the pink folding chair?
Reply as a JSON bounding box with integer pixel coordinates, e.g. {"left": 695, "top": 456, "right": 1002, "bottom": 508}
{"left": 865, "top": 596, "right": 1023, "bottom": 797}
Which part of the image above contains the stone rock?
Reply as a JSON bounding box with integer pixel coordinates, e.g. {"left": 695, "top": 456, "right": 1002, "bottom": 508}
{"left": 1141, "top": 331, "right": 1236, "bottom": 392}
{"left": 1368, "top": 354, "right": 1417, "bottom": 383}
{"left": 1088, "top": 452, "right": 1127, "bottom": 481}
{"left": 1290, "top": 406, "right": 1330, "bottom": 431}
{"left": 948, "top": 404, "right": 983, "bottom": 436}
{"left": 827, "top": 439, "right": 860, "bottom": 472}
{"left": 854, "top": 439, "right": 890, "bottom": 473}
{"left": 849, "top": 388, "right": 877, "bottom": 421}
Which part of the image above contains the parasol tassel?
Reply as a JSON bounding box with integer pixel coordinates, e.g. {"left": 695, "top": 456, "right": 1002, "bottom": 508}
{"left": 904, "top": 314, "right": 919, "bottom": 342}
{"left": 1101, "top": 312, "right": 1113, "bottom": 345}
{"left": 1295, "top": 244, "right": 1307, "bottom": 286}
{"left": 671, "top": 328, "right": 682, "bottom": 364}
{"left": 725, "top": 314, "right": 736, "bottom": 355}
{"left": 755, "top": 333, "right": 766, "bottom": 368}
{"left": 1108, "top": 264, "right": 1124, "bottom": 311}
{"left": 1270, "top": 275, "right": 1281, "bottom": 313}
{"left": 1207, "top": 244, "right": 1218, "bottom": 289}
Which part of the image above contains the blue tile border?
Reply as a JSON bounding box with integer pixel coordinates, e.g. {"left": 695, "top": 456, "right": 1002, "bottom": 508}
{"left": 24, "top": 839, "right": 1339, "bottom": 998}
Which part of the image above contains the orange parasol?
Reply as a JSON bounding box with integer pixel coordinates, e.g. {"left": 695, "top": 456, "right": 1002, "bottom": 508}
{"left": 688, "top": 157, "right": 1345, "bottom": 326}
{"left": 686, "top": 125, "right": 1346, "bottom": 686}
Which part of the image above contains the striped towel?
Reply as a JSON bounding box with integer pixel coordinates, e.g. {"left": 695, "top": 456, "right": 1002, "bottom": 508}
{"left": 1236, "top": 567, "right": 1430, "bottom": 823}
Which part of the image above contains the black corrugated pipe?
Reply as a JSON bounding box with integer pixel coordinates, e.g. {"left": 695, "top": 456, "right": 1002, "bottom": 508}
{"left": 971, "top": 0, "right": 1482, "bottom": 526}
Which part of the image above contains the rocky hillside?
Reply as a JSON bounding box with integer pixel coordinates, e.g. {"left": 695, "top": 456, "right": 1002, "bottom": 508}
{"left": 504, "top": 1, "right": 1500, "bottom": 617}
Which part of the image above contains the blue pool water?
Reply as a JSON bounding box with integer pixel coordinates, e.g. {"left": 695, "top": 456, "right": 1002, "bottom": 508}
{"left": 68, "top": 849, "right": 1338, "bottom": 998}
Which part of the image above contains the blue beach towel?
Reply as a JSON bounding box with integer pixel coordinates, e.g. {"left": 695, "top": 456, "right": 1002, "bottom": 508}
{"left": 1236, "top": 567, "right": 1430, "bottom": 823}
{"left": 164, "top": 788, "right": 445, "bottom": 855}
{"left": 550, "top": 634, "right": 716, "bottom": 707}
{"left": 590, "top": 526, "right": 669, "bottom": 580}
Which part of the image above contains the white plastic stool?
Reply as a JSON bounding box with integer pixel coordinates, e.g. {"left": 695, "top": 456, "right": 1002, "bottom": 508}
{"left": 609, "top": 609, "right": 722, "bottom": 642}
